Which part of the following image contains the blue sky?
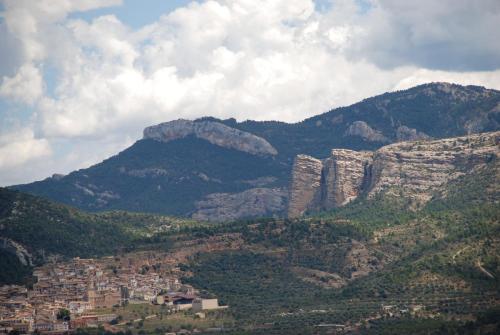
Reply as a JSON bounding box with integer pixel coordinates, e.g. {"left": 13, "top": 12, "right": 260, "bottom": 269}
{"left": 69, "top": 0, "right": 193, "bottom": 28}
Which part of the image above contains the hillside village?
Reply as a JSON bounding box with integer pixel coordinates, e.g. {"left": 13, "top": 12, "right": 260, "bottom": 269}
{"left": 0, "top": 253, "right": 226, "bottom": 334}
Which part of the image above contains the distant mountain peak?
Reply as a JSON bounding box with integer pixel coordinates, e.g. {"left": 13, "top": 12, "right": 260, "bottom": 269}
{"left": 143, "top": 119, "right": 278, "bottom": 156}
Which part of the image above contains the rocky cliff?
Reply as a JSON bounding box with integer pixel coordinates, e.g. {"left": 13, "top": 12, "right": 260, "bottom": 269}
{"left": 322, "top": 150, "right": 373, "bottom": 209}
{"left": 192, "top": 187, "right": 288, "bottom": 222}
{"left": 368, "top": 131, "right": 500, "bottom": 206}
{"left": 287, "top": 155, "right": 323, "bottom": 218}
{"left": 0, "top": 237, "right": 33, "bottom": 267}
{"left": 144, "top": 119, "right": 278, "bottom": 156}
{"left": 288, "top": 131, "right": 500, "bottom": 217}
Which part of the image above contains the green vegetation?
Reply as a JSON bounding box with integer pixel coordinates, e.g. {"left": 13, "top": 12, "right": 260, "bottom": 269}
{"left": 0, "top": 187, "right": 197, "bottom": 284}
{"left": 0, "top": 249, "right": 34, "bottom": 285}
{"left": 85, "top": 303, "right": 233, "bottom": 334}
{"left": 15, "top": 136, "right": 289, "bottom": 216}
{"left": 57, "top": 308, "right": 71, "bottom": 321}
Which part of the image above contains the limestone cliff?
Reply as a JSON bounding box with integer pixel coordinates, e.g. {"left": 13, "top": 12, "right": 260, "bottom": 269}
{"left": 192, "top": 187, "right": 288, "bottom": 222}
{"left": 323, "top": 150, "right": 373, "bottom": 208}
{"left": 288, "top": 151, "right": 372, "bottom": 217}
{"left": 344, "top": 121, "right": 389, "bottom": 143}
{"left": 143, "top": 119, "right": 278, "bottom": 156}
{"left": 287, "top": 155, "right": 323, "bottom": 218}
{"left": 288, "top": 131, "right": 500, "bottom": 217}
{"left": 368, "top": 131, "right": 500, "bottom": 206}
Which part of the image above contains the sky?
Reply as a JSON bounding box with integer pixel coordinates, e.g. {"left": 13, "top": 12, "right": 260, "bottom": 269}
{"left": 1, "top": 0, "right": 500, "bottom": 186}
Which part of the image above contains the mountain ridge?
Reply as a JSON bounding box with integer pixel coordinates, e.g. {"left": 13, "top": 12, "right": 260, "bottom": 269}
{"left": 12, "top": 82, "right": 500, "bottom": 221}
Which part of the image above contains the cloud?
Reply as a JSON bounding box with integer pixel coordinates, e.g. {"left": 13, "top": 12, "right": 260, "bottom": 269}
{"left": 344, "top": 0, "right": 500, "bottom": 71}
{"left": 0, "top": 63, "right": 43, "bottom": 104}
{"left": 0, "top": 20, "right": 25, "bottom": 78}
{"left": 0, "top": 127, "right": 51, "bottom": 170}
{"left": 0, "top": 0, "right": 500, "bottom": 186}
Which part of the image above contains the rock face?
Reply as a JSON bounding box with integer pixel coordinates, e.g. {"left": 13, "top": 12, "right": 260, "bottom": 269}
{"left": 0, "top": 238, "right": 33, "bottom": 266}
{"left": 345, "top": 121, "right": 389, "bottom": 142}
{"left": 368, "top": 131, "right": 500, "bottom": 205}
{"left": 144, "top": 119, "right": 278, "bottom": 156}
{"left": 288, "top": 131, "right": 500, "bottom": 217}
{"left": 323, "top": 150, "right": 373, "bottom": 208}
{"left": 288, "top": 151, "right": 372, "bottom": 217}
{"left": 287, "top": 155, "right": 323, "bottom": 218}
{"left": 192, "top": 187, "right": 288, "bottom": 222}
{"left": 396, "top": 126, "right": 432, "bottom": 142}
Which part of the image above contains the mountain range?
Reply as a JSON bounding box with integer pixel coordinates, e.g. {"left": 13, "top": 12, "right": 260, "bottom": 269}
{"left": 12, "top": 82, "right": 500, "bottom": 222}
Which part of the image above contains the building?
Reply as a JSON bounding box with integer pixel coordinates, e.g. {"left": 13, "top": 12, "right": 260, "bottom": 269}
{"left": 192, "top": 299, "right": 221, "bottom": 312}
{"left": 69, "top": 301, "right": 92, "bottom": 315}
{"left": 87, "top": 287, "right": 121, "bottom": 309}
{"left": 173, "top": 295, "right": 195, "bottom": 310}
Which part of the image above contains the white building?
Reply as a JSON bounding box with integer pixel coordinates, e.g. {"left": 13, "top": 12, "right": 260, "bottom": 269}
{"left": 192, "top": 299, "right": 221, "bottom": 312}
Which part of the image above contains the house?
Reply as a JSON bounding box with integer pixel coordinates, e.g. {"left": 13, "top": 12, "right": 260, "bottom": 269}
{"left": 71, "top": 315, "right": 98, "bottom": 329}
{"left": 172, "top": 295, "right": 196, "bottom": 310}
{"left": 69, "top": 301, "right": 92, "bottom": 315}
{"left": 192, "top": 299, "right": 220, "bottom": 312}
{"left": 34, "top": 319, "right": 54, "bottom": 331}
{"left": 87, "top": 287, "right": 121, "bottom": 309}
{"left": 53, "top": 321, "right": 69, "bottom": 331}
{"left": 10, "top": 323, "right": 30, "bottom": 334}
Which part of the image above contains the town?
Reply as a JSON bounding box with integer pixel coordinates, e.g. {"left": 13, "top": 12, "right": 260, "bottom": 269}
{"left": 0, "top": 252, "right": 227, "bottom": 335}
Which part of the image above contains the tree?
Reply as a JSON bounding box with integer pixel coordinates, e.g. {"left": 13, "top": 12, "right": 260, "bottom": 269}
{"left": 57, "top": 308, "right": 71, "bottom": 321}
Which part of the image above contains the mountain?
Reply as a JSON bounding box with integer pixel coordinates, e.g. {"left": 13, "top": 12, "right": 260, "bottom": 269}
{"left": 13, "top": 82, "right": 500, "bottom": 221}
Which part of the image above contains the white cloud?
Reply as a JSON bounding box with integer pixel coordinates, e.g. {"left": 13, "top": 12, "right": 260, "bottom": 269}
{"left": 345, "top": 0, "right": 500, "bottom": 71}
{"left": 0, "top": 128, "right": 51, "bottom": 170}
{"left": 0, "top": 63, "right": 43, "bottom": 104}
{"left": 0, "top": 0, "right": 499, "bottom": 186}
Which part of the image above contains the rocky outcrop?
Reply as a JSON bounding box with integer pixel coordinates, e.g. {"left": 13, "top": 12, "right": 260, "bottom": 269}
{"left": 396, "top": 126, "right": 431, "bottom": 142}
{"left": 144, "top": 119, "right": 278, "bottom": 156}
{"left": 0, "top": 238, "right": 33, "bottom": 266}
{"left": 119, "top": 167, "right": 169, "bottom": 178}
{"left": 345, "top": 121, "right": 389, "bottom": 142}
{"left": 287, "top": 151, "right": 372, "bottom": 217}
{"left": 288, "top": 131, "right": 500, "bottom": 217}
{"left": 73, "top": 183, "right": 120, "bottom": 207}
{"left": 287, "top": 155, "right": 323, "bottom": 218}
{"left": 368, "top": 131, "right": 500, "bottom": 205}
{"left": 323, "top": 150, "right": 373, "bottom": 208}
{"left": 192, "top": 187, "right": 288, "bottom": 222}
